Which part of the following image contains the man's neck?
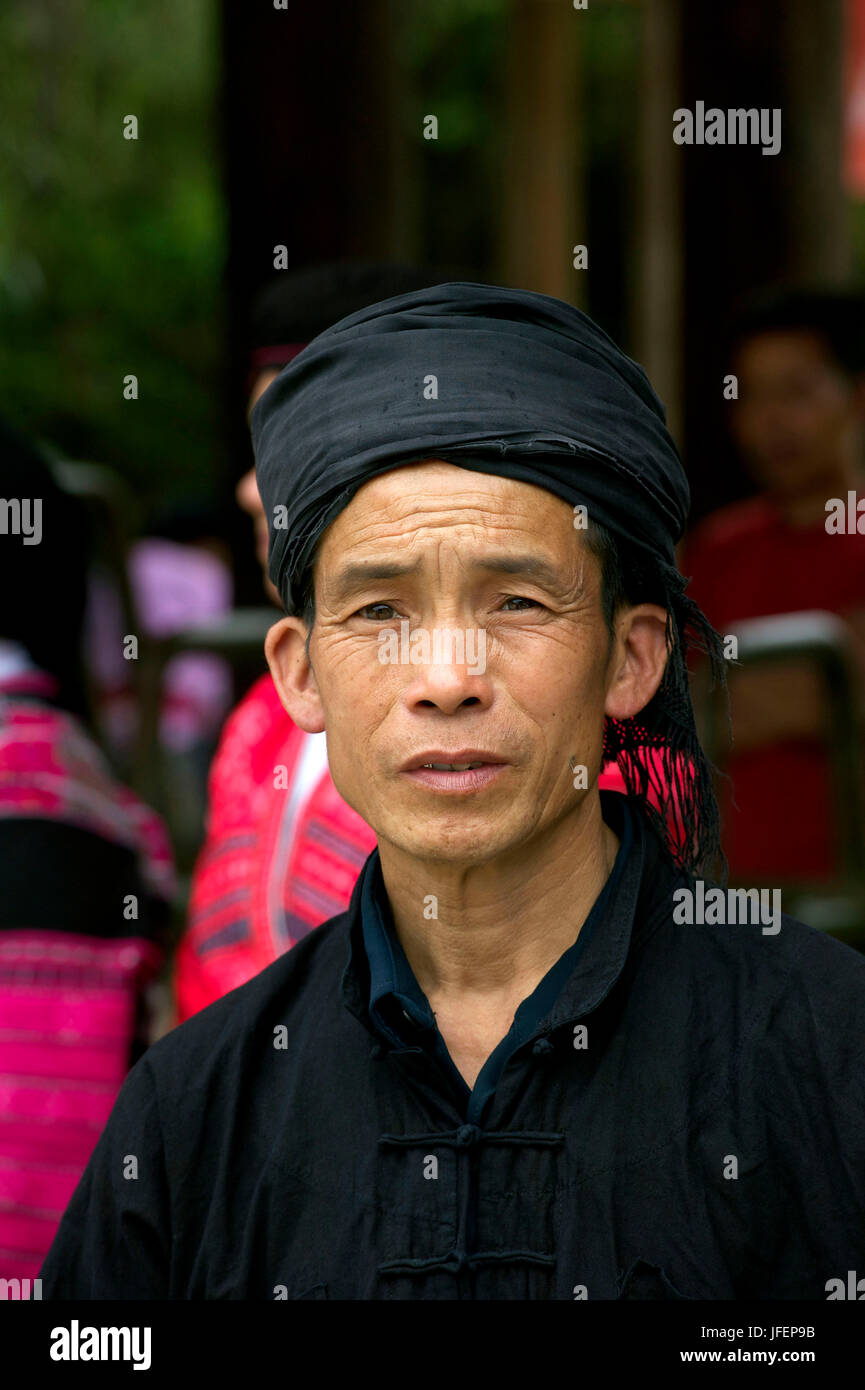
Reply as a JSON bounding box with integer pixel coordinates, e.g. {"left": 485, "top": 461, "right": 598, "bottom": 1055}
{"left": 377, "top": 794, "right": 619, "bottom": 1014}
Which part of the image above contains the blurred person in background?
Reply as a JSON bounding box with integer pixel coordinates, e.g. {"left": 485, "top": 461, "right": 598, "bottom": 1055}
{"left": 85, "top": 503, "right": 234, "bottom": 765}
{"left": 684, "top": 287, "right": 865, "bottom": 882}
{"left": 84, "top": 502, "right": 235, "bottom": 854}
{"left": 0, "top": 418, "right": 174, "bottom": 1283}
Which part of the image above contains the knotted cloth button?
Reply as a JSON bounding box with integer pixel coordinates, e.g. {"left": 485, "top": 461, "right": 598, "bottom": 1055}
{"left": 532, "top": 1037, "right": 554, "bottom": 1057}
{"left": 456, "top": 1124, "right": 480, "bottom": 1147}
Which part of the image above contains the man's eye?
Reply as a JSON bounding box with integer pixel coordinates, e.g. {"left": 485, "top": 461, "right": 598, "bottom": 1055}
{"left": 501, "top": 595, "right": 542, "bottom": 611}
{"left": 356, "top": 602, "right": 400, "bottom": 621}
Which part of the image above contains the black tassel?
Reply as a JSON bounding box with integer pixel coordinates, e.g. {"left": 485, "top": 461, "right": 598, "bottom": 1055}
{"left": 602, "top": 563, "right": 730, "bottom": 887}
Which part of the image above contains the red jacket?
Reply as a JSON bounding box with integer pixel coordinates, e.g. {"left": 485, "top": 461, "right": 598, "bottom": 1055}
{"left": 175, "top": 674, "right": 377, "bottom": 1021}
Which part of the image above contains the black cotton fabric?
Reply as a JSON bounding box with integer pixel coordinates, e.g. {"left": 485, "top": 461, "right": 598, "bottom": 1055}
{"left": 39, "top": 792, "right": 865, "bottom": 1300}
{"left": 362, "top": 799, "right": 635, "bottom": 1123}
{"left": 250, "top": 281, "right": 688, "bottom": 614}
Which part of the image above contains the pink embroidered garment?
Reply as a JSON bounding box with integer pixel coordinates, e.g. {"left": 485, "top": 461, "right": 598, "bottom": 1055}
{"left": 0, "top": 661, "right": 173, "bottom": 1285}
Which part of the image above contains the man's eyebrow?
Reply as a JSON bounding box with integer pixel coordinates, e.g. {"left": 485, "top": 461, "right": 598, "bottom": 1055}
{"left": 331, "top": 553, "right": 568, "bottom": 595}
{"left": 478, "top": 554, "right": 568, "bottom": 587}
{"left": 331, "top": 561, "right": 417, "bottom": 594}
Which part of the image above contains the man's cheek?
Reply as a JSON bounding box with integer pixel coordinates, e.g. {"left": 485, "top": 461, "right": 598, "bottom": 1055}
{"left": 512, "top": 662, "right": 598, "bottom": 725}
{"left": 321, "top": 736, "right": 369, "bottom": 817}
{"left": 322, "top": 636, "right": 398, "bottom": 699}
{"left": 322, "top": 709, "right": 381, "bottom": 786}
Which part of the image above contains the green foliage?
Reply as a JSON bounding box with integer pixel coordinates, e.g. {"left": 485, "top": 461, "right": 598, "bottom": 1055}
{"left": 0, "top": 0, "right": 224, "bottom": 516}
{"left": 396, "top": 0, "right": 507, "bottom": 271}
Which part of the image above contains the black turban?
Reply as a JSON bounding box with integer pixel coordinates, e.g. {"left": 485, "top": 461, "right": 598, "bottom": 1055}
{"left": 251, "top": 282, "right": 728, "bottom": 881}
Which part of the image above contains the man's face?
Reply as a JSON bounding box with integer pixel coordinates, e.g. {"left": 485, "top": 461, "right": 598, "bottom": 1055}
{"left": 731, "top": 329, "right": 862, "bottom": 496}
{"left": 271, "top": 462, "right": 656, "bottom": 868}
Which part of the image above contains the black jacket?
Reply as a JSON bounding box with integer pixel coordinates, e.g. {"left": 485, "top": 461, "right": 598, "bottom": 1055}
{"left": 40, "top": 795, "right": 865, "bottom": 1300}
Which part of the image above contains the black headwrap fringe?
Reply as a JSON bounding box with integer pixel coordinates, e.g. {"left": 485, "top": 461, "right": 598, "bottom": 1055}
{"left": 601, "top": 559, "right": 730, "bottom": 887}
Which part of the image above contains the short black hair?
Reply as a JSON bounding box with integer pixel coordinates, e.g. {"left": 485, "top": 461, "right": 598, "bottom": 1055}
{"left": 582, "top": 520, "right": 662, "bottom": 636}
{"left": 249, "top": 261, "right": 467, "bottom": 363}
{"left": 727, "top": 285, "right": 865, "bottom": 377}
{"left": 293, "top": 516, "right": 656, "bottom": 651}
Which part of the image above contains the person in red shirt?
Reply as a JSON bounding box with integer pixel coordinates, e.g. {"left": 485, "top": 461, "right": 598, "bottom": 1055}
{"left": 684, "top": 287, "right": 865, "bottom": 882}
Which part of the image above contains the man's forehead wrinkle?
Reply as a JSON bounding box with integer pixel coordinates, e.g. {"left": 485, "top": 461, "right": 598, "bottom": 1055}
{"left": 341, "top": 463, "right": 575, "bottom": 525}
{"left": 329, "top": 483, "right": 577, "bottom": 557}
{"left": 338, "top": 499, "right": 550, "bottom": 543}
{"left": 353, "top": 462, "right": 525, "bottom": 505}
{"left": 320, "top": 474, "right": 589, "bottom": 600}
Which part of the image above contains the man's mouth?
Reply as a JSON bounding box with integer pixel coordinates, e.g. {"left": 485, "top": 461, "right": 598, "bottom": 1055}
{"left": 420, "top": 761, "right": 486, "bottom": 770}
{"left": 400, "top": 751, "right": 508, "bottom": 792}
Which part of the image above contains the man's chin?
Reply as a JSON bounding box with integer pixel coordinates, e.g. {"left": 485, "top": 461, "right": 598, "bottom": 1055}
{"left": 378, "top": 821, "right": 520, "bottom": 868}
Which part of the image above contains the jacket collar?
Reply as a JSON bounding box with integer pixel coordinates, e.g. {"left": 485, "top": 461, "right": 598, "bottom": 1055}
{"left": 340, "top": 790, "right": 680, "bottom": 1042}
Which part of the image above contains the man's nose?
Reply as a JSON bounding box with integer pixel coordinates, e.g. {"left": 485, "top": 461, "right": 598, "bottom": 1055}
{"left": 400, "top": 629, "right": 492, "bottom": 714}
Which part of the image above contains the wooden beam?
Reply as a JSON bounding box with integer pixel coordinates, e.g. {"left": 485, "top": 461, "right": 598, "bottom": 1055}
{"left": 498, "top": 0, "right": 581, "bottom": 302}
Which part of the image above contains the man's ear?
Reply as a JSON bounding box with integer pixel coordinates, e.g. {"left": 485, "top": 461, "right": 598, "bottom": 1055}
{"left": 604, "top": 603, "right": 669, "bottom": 721}
{"left": 264, "top": 616, "right": 326, "bottom": 733}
